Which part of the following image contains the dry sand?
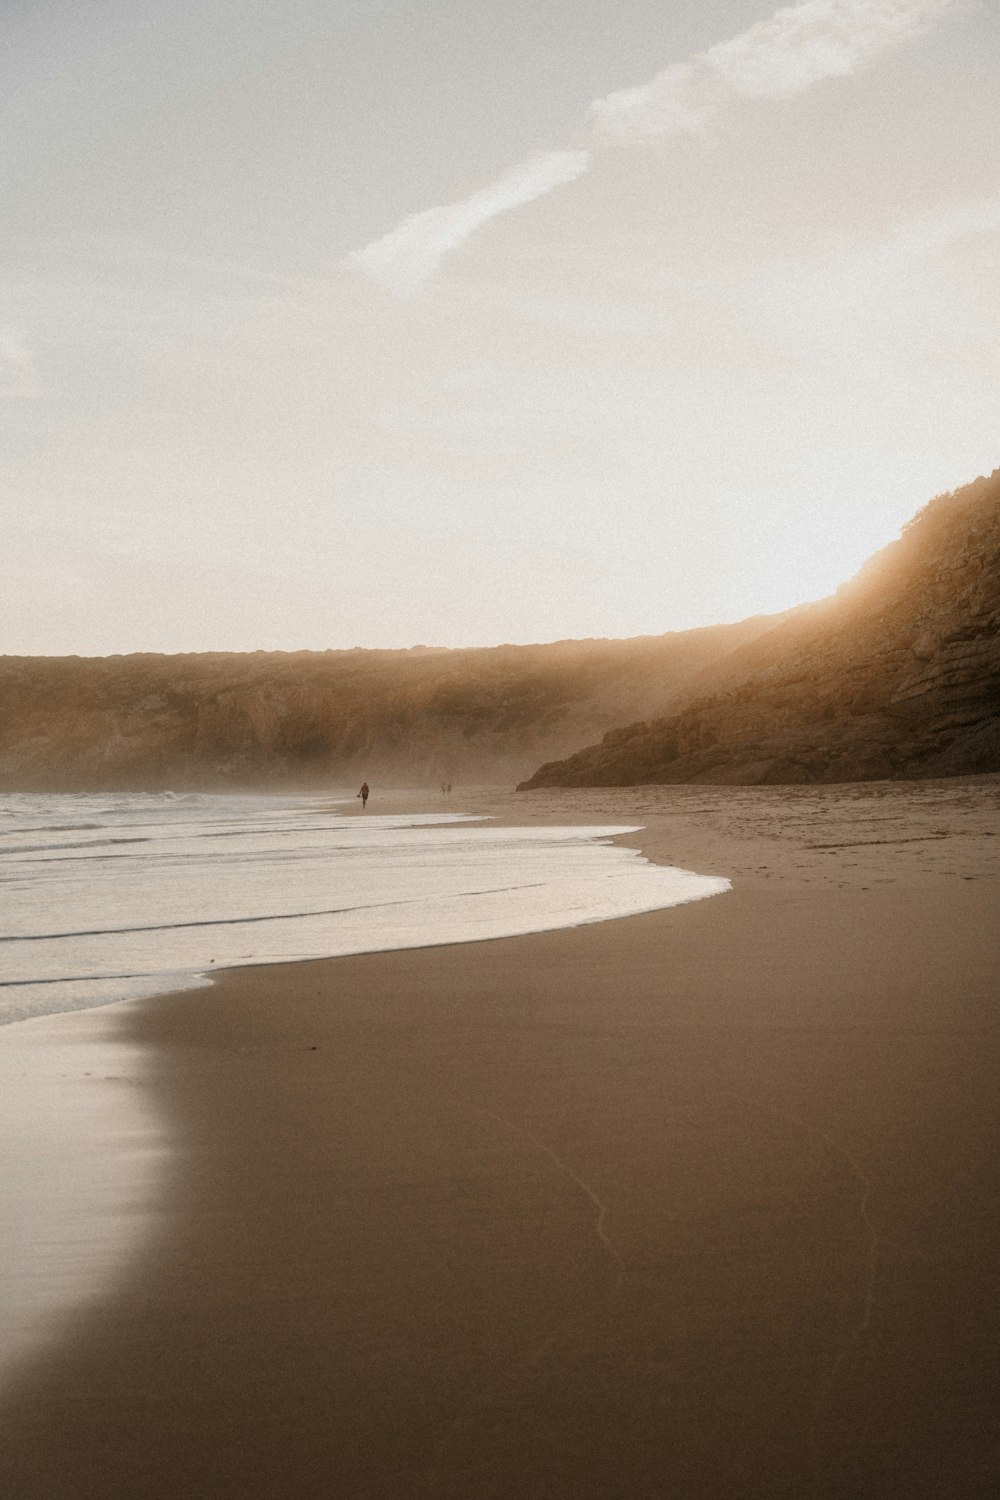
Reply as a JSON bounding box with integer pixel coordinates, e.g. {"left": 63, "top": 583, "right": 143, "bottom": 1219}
{"left": 1, "top": 778, "right": 998, "bottom": 1499}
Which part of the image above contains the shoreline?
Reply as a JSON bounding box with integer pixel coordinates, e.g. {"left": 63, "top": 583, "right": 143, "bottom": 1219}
{"left": 0, "top": 1003, "right": 165, "bottom": 1392}
{"left": 0, "top": 790, "right": 725, "bottom": 1032}
{"left": 2, "top": 779, "right": 998, "bottom": 1498}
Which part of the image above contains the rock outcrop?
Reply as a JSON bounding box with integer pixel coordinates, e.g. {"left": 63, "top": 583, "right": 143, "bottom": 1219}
{"left": 0, "top": 616, "right": 781, "bottom": 792}
{"left": 520, "top": 468, "right": 1000, "bottom": 788}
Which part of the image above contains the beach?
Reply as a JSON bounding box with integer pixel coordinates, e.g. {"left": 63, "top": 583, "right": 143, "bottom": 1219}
{"left": 1, "top": 779, "right": 998, "bottom": 1499}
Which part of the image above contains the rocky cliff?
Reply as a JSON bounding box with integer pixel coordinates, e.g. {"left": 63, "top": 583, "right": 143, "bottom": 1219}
{"left": 520, "top": 468, "right": 1000, "bottom": 789}
{"left": 0, "top": 617, "right": 780, "bottom": 792}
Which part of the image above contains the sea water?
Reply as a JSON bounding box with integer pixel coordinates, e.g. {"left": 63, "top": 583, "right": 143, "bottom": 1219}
{"left": 0, "top": 791, "right": 728, "bottom": 1382}
{"left": 1, "top": 791, "right": 730, "bottom": 1026}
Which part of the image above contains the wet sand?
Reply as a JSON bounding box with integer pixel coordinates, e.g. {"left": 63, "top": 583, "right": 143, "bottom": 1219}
{"left": 1, "top": 779, "right": 998, "bottom": 1499}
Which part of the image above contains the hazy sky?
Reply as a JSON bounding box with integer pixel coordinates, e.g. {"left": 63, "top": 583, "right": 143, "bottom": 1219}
{"left": 3, "top": 0, "right": 998, "bottom": 654}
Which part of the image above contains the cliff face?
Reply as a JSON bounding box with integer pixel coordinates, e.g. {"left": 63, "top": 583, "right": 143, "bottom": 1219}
{"left": 520, "top": 468, "right": 1000, "bottom": 789}
{"left": 8, "top": 470, "right": 997, "bottom": 795}
{"left": 0, "top": 617, "right": 779, "bottom": 792}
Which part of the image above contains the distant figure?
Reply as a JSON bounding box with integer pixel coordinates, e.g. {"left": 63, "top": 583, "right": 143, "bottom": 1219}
{"left": 446, "top": 782, "right": 452, "bottom": 794}
{"left": 358, "top": 782, "right": 369, "bottom": 809}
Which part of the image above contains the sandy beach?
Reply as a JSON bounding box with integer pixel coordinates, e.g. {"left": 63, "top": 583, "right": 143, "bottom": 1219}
{"left": 1, "top": 779, "right": 998, "bottom": 1499}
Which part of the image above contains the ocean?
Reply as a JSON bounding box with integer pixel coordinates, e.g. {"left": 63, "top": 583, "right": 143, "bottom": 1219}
{"left": 0, "top": 790, "right": 729, "bottom": 1380}
{"left": 1, "top": 790, "right": 730, "bottom": 1027}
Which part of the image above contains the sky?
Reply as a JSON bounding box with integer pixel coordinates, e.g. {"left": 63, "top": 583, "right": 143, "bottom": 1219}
{"left": 3, "top": 0, "right": 998, "bottom": 655}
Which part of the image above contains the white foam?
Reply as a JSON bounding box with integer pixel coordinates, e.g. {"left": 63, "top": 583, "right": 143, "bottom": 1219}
{"left": 1, "top": 793, "right": 730, "bottom": 1025}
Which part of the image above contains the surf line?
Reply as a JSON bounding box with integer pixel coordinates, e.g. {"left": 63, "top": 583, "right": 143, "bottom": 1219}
{"left": 0, "top": 882, "right": 551, "bottom": 945}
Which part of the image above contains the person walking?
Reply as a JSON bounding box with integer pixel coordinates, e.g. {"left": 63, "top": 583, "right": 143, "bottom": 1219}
{"left": 358, "top": 782, "right": 369, "bottom": 809}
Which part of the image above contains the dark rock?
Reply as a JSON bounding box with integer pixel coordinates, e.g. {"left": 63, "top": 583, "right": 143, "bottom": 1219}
{"left": 520, "top": 467, "right": 1000, "bottom": 789}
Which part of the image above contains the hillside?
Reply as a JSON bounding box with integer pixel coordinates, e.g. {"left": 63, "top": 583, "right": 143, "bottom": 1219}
{"left": 520, "top": 468, "right": 1000, "bottom": 789}
{"left": 0, "top": 616, "right": 780, "bottom": 792}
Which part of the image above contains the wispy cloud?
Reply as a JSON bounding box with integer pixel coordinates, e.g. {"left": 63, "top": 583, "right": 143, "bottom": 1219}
{"left": 889, "top": 191, "right": 1000, "bottom": 258}
{"left": 592, "top": 0, "right": 961, "bottom": 142}
{"left": 350, "top": 0, "right": 962, "bottom": 293}
{"left": 349, "top": 151, "right": 590, "bottom": 296}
